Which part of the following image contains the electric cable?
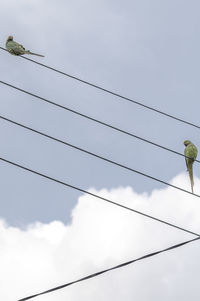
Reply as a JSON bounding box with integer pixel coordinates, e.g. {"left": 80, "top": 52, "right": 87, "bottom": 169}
{"left": 0, "top": 81, "right": 199, "bottom": 163}
{"left": 0, "top": 114, "right": 199, "bottom": 197}
{"left": 17, "top": 235, "right": 200, "bottom": 300}
{"left": 0, "top": 155, "right": 199, "bottom": 237}
{"left": 1, "top": 46, "right": 200, "bottom": 129}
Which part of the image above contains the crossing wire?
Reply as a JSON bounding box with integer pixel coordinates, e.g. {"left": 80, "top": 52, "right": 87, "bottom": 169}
{"left": 17, "top": 235, "right": 200, "bottom": 300}
{"left": 0, "top": 80, "right": 200, "bottom": 164}
{"left": 1, "top": 114, "right": 200, "bottom": 198}
{"left": 1, "top": 46, "right": 200, "bottom": 130}
{"left": 1, "top": 48, "right": 199, "bottom": 301}
{"left": 0, "top": 155, "right": 199, "bottom": 237}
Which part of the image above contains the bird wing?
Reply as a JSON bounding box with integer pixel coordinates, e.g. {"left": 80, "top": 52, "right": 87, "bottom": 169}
{"left": 7, "top": 41, "right": 26, "bottom": 55}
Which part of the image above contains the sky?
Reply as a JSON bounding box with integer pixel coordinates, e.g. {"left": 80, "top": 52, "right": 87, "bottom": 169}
{"left": 1, "top": 0, "right": 200, "bottom": 300}
{"left": 2, "top": 174, "right": 200, "bottom": 301}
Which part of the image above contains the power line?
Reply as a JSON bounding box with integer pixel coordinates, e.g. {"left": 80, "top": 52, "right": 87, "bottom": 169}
{"left": 1, "top": 46, "right": 200, "bottom": 130}
{"left": 17, "top": 235, "right": 200, "bottom": 300}
{"left": 2, "top": 48, "right": 199, "bottom": 301}
{"left": 0, "top": 114, "right": 200, "bottom": 198}
{"left": 0, "top": 155, "right": 199, "bottom": 237}
{"left": 0, "top": 80, "right": 199, "bottom": 164}
{"left": 2, "top": 47, "right": 199, "bottom": 301}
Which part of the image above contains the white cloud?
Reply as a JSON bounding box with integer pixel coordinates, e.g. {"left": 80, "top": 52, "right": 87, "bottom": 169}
{"left": 1, "top": 173, "right": 200, "bottom": 301}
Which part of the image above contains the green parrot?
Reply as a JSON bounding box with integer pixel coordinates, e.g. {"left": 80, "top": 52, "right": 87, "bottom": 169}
{"left": 5, "top": 36, "right": 44, "bottom": 57}
{"left": 184, "top": 140, "right": 198, "bottom": 193}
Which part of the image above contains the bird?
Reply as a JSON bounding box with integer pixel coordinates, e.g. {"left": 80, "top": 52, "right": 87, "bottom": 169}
{"left": 5, "top": 36, "right": 44, "bottom": 57}
{"left": 184, "top": 140, "right": 198, "bottom": 193}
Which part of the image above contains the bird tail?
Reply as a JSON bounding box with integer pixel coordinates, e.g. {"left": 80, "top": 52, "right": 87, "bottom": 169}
{"left": 188, "top": 164, "right": 194, "bottom": 193}
{"left": 25, "top": 50, "right": 45, "bottom": 57}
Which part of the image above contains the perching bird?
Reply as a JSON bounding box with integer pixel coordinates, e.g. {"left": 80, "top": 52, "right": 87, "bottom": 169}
{"left": 184, "top": 140, "right": 198, "bottom": 193}
{"left": 5, "top": 36, "right": 44, "bottom": 57}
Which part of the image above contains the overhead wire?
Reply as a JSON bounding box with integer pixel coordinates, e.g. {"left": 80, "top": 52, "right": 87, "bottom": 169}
{"left": 0, "top": 51, "right": 199, "bottom": 228}
{"left": 0, "top": 114, "right": 200, "bottom": 199}
{"left": 0, "top": 155, "right": 199, "bottom": 237}
{"left": 0, "top": 80, "right": 199, "bottom": 164}
{"left": 1, "top": 52, "right": 199, "bottom": 222}
{"left": 1, "top": 46, "right": 200, "bottom": 129}
{"left": 1, "top": 48, "right": 200, "bottom": 300}
{"left": 17, "top": 235, "right": 200, "bottom": 300}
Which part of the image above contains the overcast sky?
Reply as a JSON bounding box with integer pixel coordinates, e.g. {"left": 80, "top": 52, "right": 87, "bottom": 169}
{"left": 1, "top": 0, "right": 200, "bottom": 300}
{"left": 2, "top": 174, "right": 200, "bottom": 301}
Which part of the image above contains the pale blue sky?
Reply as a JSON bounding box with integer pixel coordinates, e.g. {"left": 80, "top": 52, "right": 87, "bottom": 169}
{"left": 1, "top": 0, "right": 200, "bottom": 226}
